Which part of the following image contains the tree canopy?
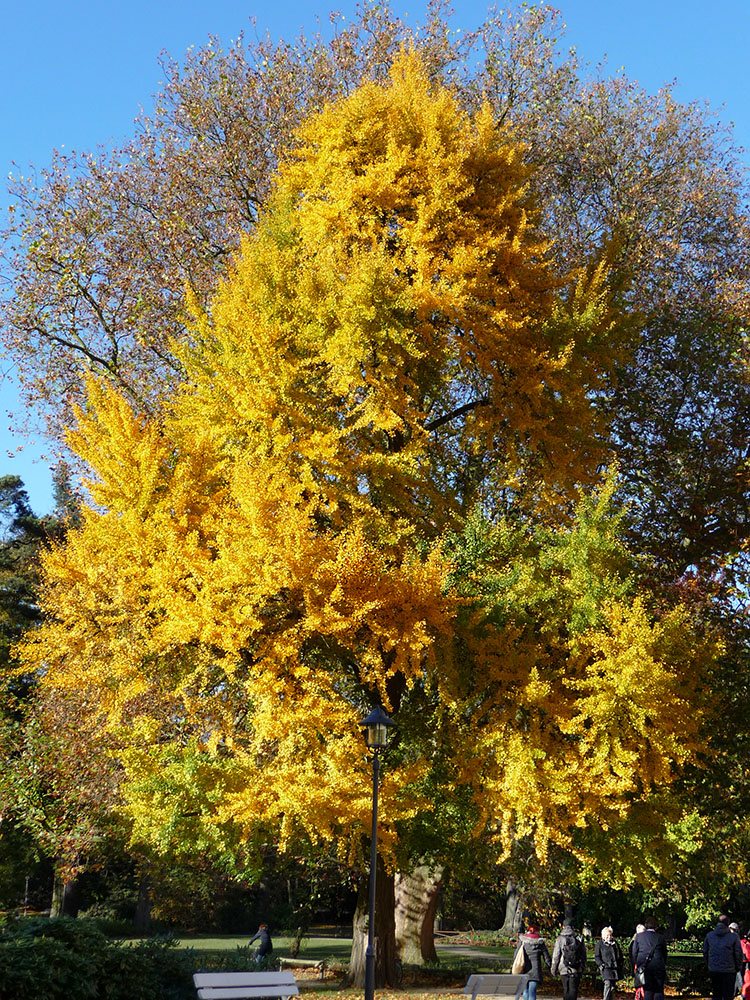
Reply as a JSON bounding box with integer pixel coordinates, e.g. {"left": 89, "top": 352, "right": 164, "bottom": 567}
{"left": 19, "top": 55, "right": 718, "bottom": 886}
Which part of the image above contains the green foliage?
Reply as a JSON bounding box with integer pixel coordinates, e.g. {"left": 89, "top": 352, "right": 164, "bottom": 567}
{"left": 667, "top": 953, "right": 711, "bottom": 996}
{"left": 0, "top": 918, "right": 196, "bottom": 1000}
{"left": 668, "top": 937, "right": 702, "bottom": 954}
{"left": 0, "top": 475, "right": 46, "bottom": 673}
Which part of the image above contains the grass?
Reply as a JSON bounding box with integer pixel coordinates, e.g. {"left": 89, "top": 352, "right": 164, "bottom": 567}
{"left": 172, "top": 935, "right": 354, "bottom": 959}
{"left": 163, "top": 934, "right": 520, "bottom": 977}
{"left": 171, "top": 934, "right": 515, "bottom": 958}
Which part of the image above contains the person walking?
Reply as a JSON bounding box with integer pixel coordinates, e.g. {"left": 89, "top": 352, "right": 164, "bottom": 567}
{"left": 730, "top": 923, "right": 743, "bottom": 997}
{"left": 515, "top": 920, "right": 553, "bottom": 1000}
{"left": 249, "top": 922, "right": 273, "bottom": 966}
{"left": 629, "top": 924, "right": 646, "bottom": 1000}
{"left": 704, "top": 915, "right": 743, "bottom": 1000}
{"left": 595, "top": 926, "right": 624, "bottom": 1000}
{"left": 739, "top": 928, "right": 750, "bottom": 999}
{"left": 552, "top": 918, "right": 589, "bottom": 1000}
{"left": 630, "top": 917, "right": 667, "bottom": 1000}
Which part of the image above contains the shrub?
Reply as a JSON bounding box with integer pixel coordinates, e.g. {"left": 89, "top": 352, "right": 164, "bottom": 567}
{"left": 0, "top": 918, "right": 195, "bottom": 1000}
{"left": 668, "top": 954, "right": 711, "bottom": 996}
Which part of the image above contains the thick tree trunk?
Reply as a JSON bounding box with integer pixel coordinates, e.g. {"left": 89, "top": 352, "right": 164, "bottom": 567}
{"left": 499, "top": 878, "right": 524, "bottom": 936}
{"left": 347, "top": 855, "right": 398, "bottom": 988}
{"left": 133, "top": 866, "right": 152, "bottom": 933}
{"left": 395, "top": 864, "right": 444, "bottom": 965}
{"left": 51, "top": 871, "right": 80, "bottom": 917}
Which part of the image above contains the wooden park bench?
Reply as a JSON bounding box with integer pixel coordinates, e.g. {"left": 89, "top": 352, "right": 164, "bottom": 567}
{"left": 193, "top": 970, "right": 300, "bottom": 1000}
{"left": 464, "top": 973, "right": 524, "bottom": 1000}
{"left": 279, "top": 956, "right": 328, "bottom": 978}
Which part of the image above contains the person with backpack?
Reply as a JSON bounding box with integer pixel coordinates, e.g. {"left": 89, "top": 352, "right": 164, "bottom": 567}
{"left": 552, "top": 918, "right": 588, "bottom": 1000}
{"left": 595, "top": 926, "right": 624, "bottom": 1000}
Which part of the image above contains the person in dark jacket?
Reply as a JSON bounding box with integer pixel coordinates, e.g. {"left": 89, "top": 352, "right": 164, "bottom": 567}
{"left": 595, "top": 926, "right": 624, "bottom": 1000}
{"left": 630, "top": 916, "right": 668, "bottom": 1000}
{"left": 552, "top": 918, "right": 589, "bottom": 1000}
{"left": 629, "top": 924, "right": 646, "bottom": 1000}
{"left": 516, "top": 921, "right": 553, "bottom": 1000}
{"left": 704, "top": 915, "right": 743, "bottom": 1000}
{"left": 249, "top": 923, "right": 273, "bottom": 965}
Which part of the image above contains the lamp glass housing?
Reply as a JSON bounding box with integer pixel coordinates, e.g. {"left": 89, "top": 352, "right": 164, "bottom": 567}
{"left": 361, "top": 707, "right": 394, "bottom": 750}
{"left": 366, "top": 722, "right": 389, "bottom": 749}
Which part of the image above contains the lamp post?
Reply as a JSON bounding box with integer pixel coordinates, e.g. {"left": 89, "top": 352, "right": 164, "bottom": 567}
{"left": 360, "top": 706, "right": 395, "bottom": 1000}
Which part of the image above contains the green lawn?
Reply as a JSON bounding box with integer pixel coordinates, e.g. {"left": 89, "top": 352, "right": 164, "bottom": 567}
{"left": 169, "top": 934, "right": 513, "bottom": 960}
{"left": 173, "top": 935, "right": 353, "bottom": 959}
{"left": 166, "top": 933, "right": 517, "bottom": 972}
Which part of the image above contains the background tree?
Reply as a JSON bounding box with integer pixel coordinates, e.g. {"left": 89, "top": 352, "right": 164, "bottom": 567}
{"left": 0, "top": 475, "right": 47, "bottom": 909}
{"left": 0, "top": 474, "right": 127, "bottom": 917}
{"left": 0, "top": 475, "right": 49, "bottom": 663}
{"left": 3, "top": 4, "right": 747, "bottom": 456}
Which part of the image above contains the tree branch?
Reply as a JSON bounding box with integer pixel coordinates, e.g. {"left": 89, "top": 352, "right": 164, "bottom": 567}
{"left": 425, "top": 397, "right": 489, "bottom": 433}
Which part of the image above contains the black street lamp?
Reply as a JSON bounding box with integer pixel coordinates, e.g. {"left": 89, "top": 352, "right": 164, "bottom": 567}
{"left": 360, "top": 706, "right": 395, "bottom": 1000}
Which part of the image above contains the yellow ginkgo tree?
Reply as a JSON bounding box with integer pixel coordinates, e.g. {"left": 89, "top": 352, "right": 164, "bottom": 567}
{"left": 20, "top": 52, "right": 718, "bottom": 982}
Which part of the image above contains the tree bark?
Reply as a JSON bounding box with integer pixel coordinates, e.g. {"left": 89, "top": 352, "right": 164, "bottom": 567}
{"left": 347, "top": 854, "right": 398, "bottom": 987}
{"left": 133, "top": 865, "right": 152, "bottom": 933}
{"left": 395, "top": 864, "right": 444, "bottom": 965}
{"left": 51, "top": 870, "right": 80, "bottom": 917}
{"left": 499, "top": 878, "right": 524, "bottom": 936}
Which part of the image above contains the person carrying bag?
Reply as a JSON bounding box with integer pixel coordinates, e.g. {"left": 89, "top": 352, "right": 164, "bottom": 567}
{"left": 630, "top": 918, "right": 667, "bottom": 1000}
{"left": 513, "top": 921, "right": 552, "bottom": 1000}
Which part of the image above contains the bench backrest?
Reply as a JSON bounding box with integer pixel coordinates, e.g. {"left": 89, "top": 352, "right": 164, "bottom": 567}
{"left": 464, "top": 973, "right": 523, "bottom": 999}
{"left": 193, "top": 971, "right": 300, "bottom": 1000}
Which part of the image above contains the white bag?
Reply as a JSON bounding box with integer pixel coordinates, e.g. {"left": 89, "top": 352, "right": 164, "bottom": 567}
{"left": 512, "top": 945, "right": 528, "bottom": 975}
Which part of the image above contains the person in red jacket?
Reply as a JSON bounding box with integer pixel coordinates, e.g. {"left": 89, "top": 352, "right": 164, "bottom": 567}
{"left": 739, "top": 929, "right": 750, "bottom": 999}
{"left": 516, "top": 921, "right": 553, "bottom": 1000}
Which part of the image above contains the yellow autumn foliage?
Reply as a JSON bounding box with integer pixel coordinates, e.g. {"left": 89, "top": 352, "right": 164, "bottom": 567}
{"left": 18, "top": 52, "right": 718, "bottom": 873}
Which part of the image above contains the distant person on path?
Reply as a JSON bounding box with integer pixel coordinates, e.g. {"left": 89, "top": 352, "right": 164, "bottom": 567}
{"left": 630, "top": 916, "right": 667, "bottom": 1000}
{"left": 552, "top": 918, "right": 588, "bottom": 1000}
{"left": 595, "top": 926, "right": 624, "bottom": 1000}
{"left": 704, "top": 915, "right": 743, "bottom": 1000}
{"left": 249, "top": 922, "right": 273, "bottom": 966}
{"left": 515, "top": 920, "right": 553, "bottom": 1000}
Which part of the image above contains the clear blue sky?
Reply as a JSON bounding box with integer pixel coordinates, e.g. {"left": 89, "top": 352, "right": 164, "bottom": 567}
{"left": 2, "top": 0, "right": 748, "bottom": 514}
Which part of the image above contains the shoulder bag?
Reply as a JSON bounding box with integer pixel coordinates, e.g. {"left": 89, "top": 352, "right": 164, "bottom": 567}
{"left": 634, "top": 941, "right": 658, "bottom": 987}
{"left": 512, "top": 944, "right": 530, "bottom": 975}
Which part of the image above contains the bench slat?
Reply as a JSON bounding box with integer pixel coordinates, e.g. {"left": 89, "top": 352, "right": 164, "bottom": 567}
{"left": 193, "top": 971, "right": 299, "bottom": 1000}
{"left": 194, "top": 973, "right": 297, "bottom": 987}
{"left": 464, "top": 973, "right": 523, "bottom": 998}
{"left": 196, "top": 990, "right": 297, "bottom": 1000}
